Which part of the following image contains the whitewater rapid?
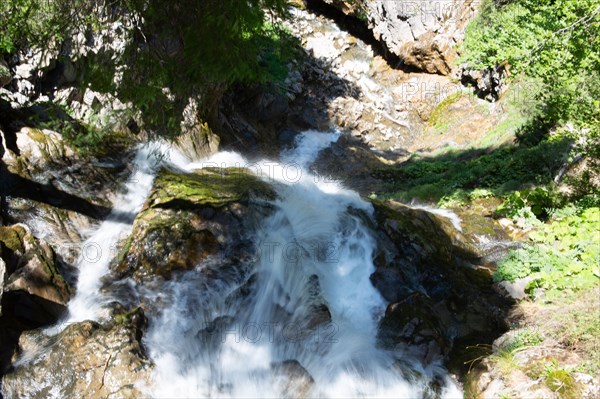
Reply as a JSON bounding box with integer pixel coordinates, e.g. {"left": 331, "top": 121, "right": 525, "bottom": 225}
{"left": 60, "top": 143, "right": 190, "bottom": 325}
{"left": 45, "top": 131, "right": 460, "bottom": 398}
{"left": 142, "top": 132, "right": 460, "bottom": 398}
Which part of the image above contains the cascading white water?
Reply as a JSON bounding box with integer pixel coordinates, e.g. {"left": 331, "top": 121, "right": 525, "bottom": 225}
{"left": 141, "top": 131, "right": 461, "bottom": 398}
{"left": 33, "top": 131, "right": 461, "bottom": 398}
{"left": 61, "top": 143, "right": 190, "bottom": 325}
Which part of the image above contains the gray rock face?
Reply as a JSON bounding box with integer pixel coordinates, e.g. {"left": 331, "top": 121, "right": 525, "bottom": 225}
{"left": 321, "top": 0, "right": 478, "bottom": 75}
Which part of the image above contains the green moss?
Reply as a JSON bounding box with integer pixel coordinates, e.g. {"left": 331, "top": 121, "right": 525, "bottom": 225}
{"left": 428, "top": 92, "right": 465, "bottom": 129}
{"left": 26, "top": 128, "right": 48, "bottom": 143}
{"left": 149, "top": 167, "right": 276, "bottom": 209}
{"left": 545, "top": 368, "right": 581, "bottom": 398}
{"left": 0, "top": 226, "right": 25, "bottom": 252}
{"left": 0, "top": 64, "right": 9, "bottom": 79}
{"left": 113, "top": 307, "right": 143, "bottom": 325}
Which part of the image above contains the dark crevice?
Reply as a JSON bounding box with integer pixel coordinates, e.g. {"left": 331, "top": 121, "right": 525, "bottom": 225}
{"left": 0, "top": 164, "right": 112, "bottom": 220}
{"left": 304, "top": 0, "right": 421, "bottom": 73}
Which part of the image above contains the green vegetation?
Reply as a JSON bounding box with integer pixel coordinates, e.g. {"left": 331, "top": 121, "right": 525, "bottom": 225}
{"left": 1, "top": 0, "right": 293, "bottom": 140}
{"left": 495, "top": 207, "right": 599, "bottom": 300}
{"left": 501, "top": 329, "right": 544, "bottom": 352}
{"left": 461, "top": 0, "right": 600, "bottom": 127}
{"left": 376, "top": 132, "right": 571, "bottom": 204}
{"left": 0, "top": 0, "right": 67, "bottom": 54}
{"left": 0, "top": 63, "right": 9, "bottom": 79}
{"left": 24, "top": 102, "right": 137, "bottom": 157}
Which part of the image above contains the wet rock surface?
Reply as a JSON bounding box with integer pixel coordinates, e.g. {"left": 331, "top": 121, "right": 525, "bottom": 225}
{"left": 0, "top": 224, "right": 71, "bottom": 327}
{"left": 1, "top": 114, "right": 133, "bottom": 257}
{"left": 372, "top": 200, "right": 512, "bottom": 365}
{"left": 114, "top": 167, "right": 275, "bottom": 284}
{"left": 0, "top": 223, "right": 74, "bottom": 383}
{"left": 271, "top": 359, "right": 315, "bottom": 398}
{"left": 2, "top": 309, "right": 151, "bottom": 399}
{"left": 378, "top": 293, "right": 450, "bottom": 364}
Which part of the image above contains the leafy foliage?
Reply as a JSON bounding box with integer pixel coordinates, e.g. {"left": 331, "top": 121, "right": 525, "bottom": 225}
{"left": 377, "top": 133, "right": 571, "bottom": 203}
{"left": 462, "top": 0, "right": 600, "bottom": 75}
{"left": 495, "top": 187, "right": 566, "bottom": 222}
{"left": 1, "top": 0, "right": 292, "bottom": 139}
{"left": 494, "top": 207, "right": 600, "bottom": 300}
{"left": 0, "top": 0, "right": 103, "bottom": 54}
{"left": 461, "top": 0, "right": 600, "bottom": 134}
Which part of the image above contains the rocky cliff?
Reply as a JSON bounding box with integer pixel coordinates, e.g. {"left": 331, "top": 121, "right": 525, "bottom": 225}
{"left": 311, "top": 0, "right": 478, "bottom": 75}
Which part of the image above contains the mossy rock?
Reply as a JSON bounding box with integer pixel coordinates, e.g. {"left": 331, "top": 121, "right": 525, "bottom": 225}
{"left": 0, "top": 225, "right": 27, "bottom": 253}
{"left": 372, "top": 199, "right": 456, "bottom": 263}
{"left": 372, "top": 199, "right": 487, "bottom": 263}
{"left": 148, "top": 167, "right": 276, "bottom": 209}
{"left": 116, "top": 167, "right": 274, "bottom": 282}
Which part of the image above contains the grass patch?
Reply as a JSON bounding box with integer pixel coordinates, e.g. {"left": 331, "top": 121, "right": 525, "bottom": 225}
{"left": 376, "top": 132, "right": 571, "bottom": 204}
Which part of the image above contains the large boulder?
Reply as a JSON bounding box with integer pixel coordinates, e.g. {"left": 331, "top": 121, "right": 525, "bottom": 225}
{"left": 0, "top": 117, "right": 132, "bottom": 256}
{"left": 1, "top": 308, "right": 152, "bottom": 398}
{"left": 371, "top": 200, "right": 512, "bottom": 363}
{"left": 114, "top": 167, "right": 275, "bottom": 284}
{"left": 316, "top": 0, "right": 478, "bottom": 75}
{"left": 0, "top": 224, "right": 71, "bottom": 326}
{"left": 378, "top": 293, "right": 450, "bottom": 364}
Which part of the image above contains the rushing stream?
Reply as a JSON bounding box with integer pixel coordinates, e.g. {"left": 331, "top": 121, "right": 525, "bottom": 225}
{"left": 55, "top": 144, "right": 189, "bottom": 326}
{"left": 33, "top": 131, "right": 461, "bottom": 398}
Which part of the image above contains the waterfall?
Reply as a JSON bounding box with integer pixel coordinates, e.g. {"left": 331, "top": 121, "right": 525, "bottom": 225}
{"left": 140, "top": 131, "right": 460, "bottom": 398}
{"left": 59, "top": 143, "right": 190, "bottom": 326}
{"left": 32, "top": 131, "right": 460, "bottom": 398}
